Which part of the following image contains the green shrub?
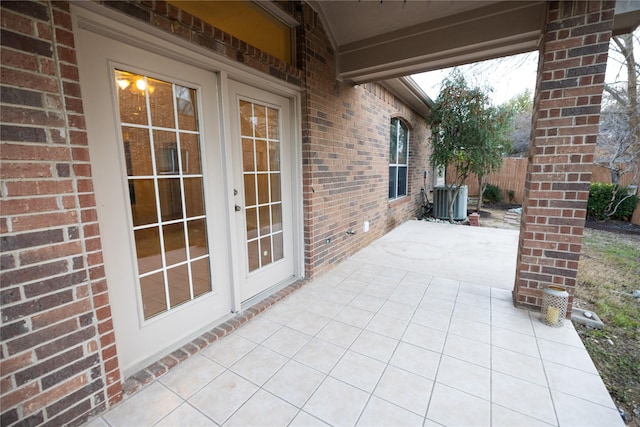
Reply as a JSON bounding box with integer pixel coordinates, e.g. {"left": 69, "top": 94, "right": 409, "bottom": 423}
{"left": 483, "top": 184, "right": 503, "bottom": 204}
{"left": 587, "top": 183, "right": 639, "bottom": 220}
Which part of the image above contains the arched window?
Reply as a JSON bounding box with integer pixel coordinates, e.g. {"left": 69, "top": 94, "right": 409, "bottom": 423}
{"left": 389, "top": 117, "right": 409, "bottom": 199}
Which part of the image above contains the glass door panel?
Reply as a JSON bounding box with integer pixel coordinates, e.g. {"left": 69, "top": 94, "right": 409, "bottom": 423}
{"left": 239, "top": 100, "right": 284, "bottom": 272}
{"left": 114, "top": 69, "right": 212, "bottom": 320}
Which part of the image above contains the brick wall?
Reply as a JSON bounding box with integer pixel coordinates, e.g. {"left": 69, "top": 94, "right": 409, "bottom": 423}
{"left": 299, "top": 7, "right": 431, "bottom": 278}
{"left": 0, "top": 1, "right": 118, "bottom": 425}
{"left": 514, "top": 0, "right": 615, "bottom": 314}
{"left": 1, "top": 0, "right": 430, "bottom": 424}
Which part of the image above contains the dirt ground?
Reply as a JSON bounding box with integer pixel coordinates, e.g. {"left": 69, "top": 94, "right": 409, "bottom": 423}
{"left": 474, "top": 204, "right": 640, "bottom": 425}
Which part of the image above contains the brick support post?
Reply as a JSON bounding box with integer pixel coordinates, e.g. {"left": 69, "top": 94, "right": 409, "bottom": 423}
{"left": 514, "top": 1, "right": 615, "bottom": 316}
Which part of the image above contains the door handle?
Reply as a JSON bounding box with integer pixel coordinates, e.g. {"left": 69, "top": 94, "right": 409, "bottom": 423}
{"left": 235, "top": 205, "right": 242, "bottom": 212}
{"left": 234, "top": 189, "right": 238, "bottom": 196}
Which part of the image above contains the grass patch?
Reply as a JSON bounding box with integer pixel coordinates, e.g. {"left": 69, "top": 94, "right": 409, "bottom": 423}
{"left": 576, "top": 228, "right": 640, "bottom": 423}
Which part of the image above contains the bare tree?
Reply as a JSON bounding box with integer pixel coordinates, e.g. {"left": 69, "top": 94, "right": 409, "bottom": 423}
{"left": 596, "top": 31, "right": 639, "bottom": 217}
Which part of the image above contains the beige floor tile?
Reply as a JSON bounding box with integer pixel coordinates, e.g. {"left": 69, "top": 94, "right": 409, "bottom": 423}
{"left": 233, "top": 316, "right": 281, "bottom": 343}
{"left": 389, "top": 342, "right": 441, "bottom": 380}
{"left": 224, "top": 389, "right": 297, "bottom": 427}
{"left": 491, "top": 404, "right": 556, "bottom": 427}
{"left": 550, "top": 390, "right": 624, "bottom": 427}
{"left": 429, "top": 277, "right": 460, "bottom": 289}
{"left": 339, "top": 277, "right": 370, "bottom": 293}
{"left": 374, "top": 365, "right": 433, "bottom": 415}
{"left": 491, "top": 310, "right": 534, "bottom": 335}
{"left": 402, "top": 323, "right": 447, "bottom": 353}
{"left": 362, "top": 283, "right": 395, "bottom": 299}
{"left": 491, "top": 326, "right": 539, "bottom": 357}
{"left": 264, "top": 360, "right": 325, "bottom": 407}
{"left": 491, "top": 288, "right": 512, "bottom": 301}
{"left": 492, "top": 371, "right": 556, "bottom": 425}
{"left": 261, "top": 326, "right": 312, "bottom": 358}
{"left": 443, "top": 334, "right": 491, "bottom": 368}
{"left": 350, "top": 330, "right": 398, "bottom": 362}
{"left": 411, "top": 308, "right": 451, "bottom": 332}
{"left": 447, "top": 317, "right": 491, "bottom": 343}
{"left": 455, "top": 294, "right": 491, "bottom": 311}
{"left": 155, "top": 403, "right": 216, "bottom": 427}
{"left": 458, "top": 282, "right": 491, "bottom": 297}
{"left": 357, "top": 396, "right": 425, "bottom": 426}
{"left": 403, "top": 271, "right": 433, "bottom": 284}
{"left": 160, "top": 354, "right": 224, "bottom": 399}
{"left": 424, "top": 287, "right": 459, "bottom": 302}
{"left": 531, "top": 319, "right": 585, "bottom": 348}
{"left": 321, "top": 288, "right": 359, "bottom": 305}
{"left": 451, "top": 304, "right": 491, "bottom": 324}
{"left": 335, "top": 305, "right": 375, "bottom": 328}
{"left": 294, "top": 338, "right": 346, "bottom": 373}
{"left": 287, "top": 311, "right": 332, "bottom": 336}
{"left": 103, "top": 382, "right": 182, "bottom": 427}
{"left": 289, "top": 411, "right": 330, "bottom": 427}
{"left": 261, "top": 302, "right": 302, "bottom": 324}
{"left": 348, "top": 269, "right": 378, "bottom": 284}
{"left": 419, "top": 296, "right": 456, "bottom": 315}
{"left": 189, "top": 370, "right": 258, "bottom": 425}
{"left": 436, "top": 355, "right": 490, "bottom": 400}
{"left": 537, "top": 338, "right": 598, "bottom": 374}
{"left": 303, "top": 377, "right": 369, "bottom": 426}
{"left": 365, "top": 312, "right": 409, "bottom": 339}
{"left": 379, "top": 301, "right": 417, "bottom": 322}
{"left": 427, "top": 383, "right": 490, "bottom": 427}
{"left": 329, "top": 350, "right": 386, "bottom": 392}
{"left": 283, "top": 289, "right": 320, "bottom": 308}
{"left": 492, "top": 347, "right": 547, "bottom": 386}
{"left": 230, "top": 346, "right": 288, "bottom": 386}
{"left": 544, "top": 361, "right": 616, "bottom": 408}
{"left": 349, "top": 294, "right": 386, "bottom": 312}
{"left": 201, "top": 333, "right": 257, "bottom": 367}
{"left": 388, "top": 287, "right": 424, "bottom": 307}
{"left": 317, "top": 320, "right": 362, "bottom": 348}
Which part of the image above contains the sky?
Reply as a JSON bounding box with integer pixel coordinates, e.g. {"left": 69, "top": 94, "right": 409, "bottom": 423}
{"left": 412, "top": 29, "right": 639, "bottom": 106}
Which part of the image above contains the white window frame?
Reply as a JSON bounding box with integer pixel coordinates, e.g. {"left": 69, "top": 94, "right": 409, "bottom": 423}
{"left": 389, "top": 117, "right": 409, "bottom": 200}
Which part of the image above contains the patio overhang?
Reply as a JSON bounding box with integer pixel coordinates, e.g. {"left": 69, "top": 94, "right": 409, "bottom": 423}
{"left": 307, "top": 0, "right": 640, "bottom": 84}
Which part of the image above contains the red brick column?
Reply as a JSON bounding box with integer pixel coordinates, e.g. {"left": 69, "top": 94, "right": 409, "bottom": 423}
{"left": 514, "top": 1, "right": 615, "bottom": 316}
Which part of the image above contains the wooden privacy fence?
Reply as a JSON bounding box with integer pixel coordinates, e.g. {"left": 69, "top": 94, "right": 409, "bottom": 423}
{"left": 447, "top": 158, "right": 638, "bottom": 204}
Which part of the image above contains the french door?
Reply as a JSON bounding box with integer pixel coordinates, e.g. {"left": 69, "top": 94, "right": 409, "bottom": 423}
{"left": 77, "top": 29, "right": 233, "bottom": 374}
{"left": 228, "top": 81, "right": 296, "bottom": 302}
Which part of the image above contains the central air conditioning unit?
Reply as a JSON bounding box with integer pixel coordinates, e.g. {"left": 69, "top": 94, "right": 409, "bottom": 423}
{"left": 434, "top": 185, "right": 468, "bottom": 220}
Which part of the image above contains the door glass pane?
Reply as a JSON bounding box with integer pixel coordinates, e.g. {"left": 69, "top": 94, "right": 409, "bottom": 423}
{"left": 260, "top": 236, "right": 272, "bottom": 267}
{"left": 130, "top": 179, "right": 157, "bottom": 226}
{"left": 239, "top": 99, "right": 284, "bottom": 273}
{"left": 149, "top": 77, "right": 176, "bottom": 129}
{"left": 167, "top": 264, "right": 190, "bottom": 308}
{"left": 180, "top": 133, "right": 201, "bottom": 174}
{"left": 122, "top": 127, "right": 152, "bottom": 176}
{"left": 140, "top": 273, "right": 166, "bottom": 319}
{"left": 134, "top": 227, "right": 162, "bottom": 274}
{"left": 176, "top": 85, "right": 197, "bottom": 131}
{"left": 158, "top": 178, "right": 183, "bottom": 221}
{"left": 187, "top": 219, "right": 207, "bottom": 258}
{"left": 257, "top": 174, "right": 269, "bottom": 205}
{"left": 242, "top": 138, "right": 255, "bottom": 172}
{"left": 115, "top": 70, "right": 148, "bottom": 125}
{"left": 114, "top": 69, "right": 213, "bottom": 321}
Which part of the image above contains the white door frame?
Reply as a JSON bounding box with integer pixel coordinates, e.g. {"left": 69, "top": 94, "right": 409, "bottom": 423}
{"left": 72, "top": 3, "right": 305, "bottom": 372}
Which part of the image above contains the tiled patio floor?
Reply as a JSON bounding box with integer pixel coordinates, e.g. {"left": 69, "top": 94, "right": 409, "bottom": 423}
{"left": 87, "top": 223, "right": 623, "bottom": 427}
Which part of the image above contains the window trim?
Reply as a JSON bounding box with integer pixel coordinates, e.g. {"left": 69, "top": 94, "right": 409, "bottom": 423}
{"left": 389, "top": 117, "right": 410, "bottom": 200}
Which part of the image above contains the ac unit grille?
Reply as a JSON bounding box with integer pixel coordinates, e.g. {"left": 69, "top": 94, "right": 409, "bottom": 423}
{"left": 433, "top": 185, "right": 468, "bottom": 220}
